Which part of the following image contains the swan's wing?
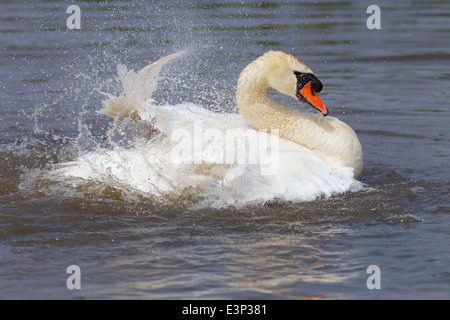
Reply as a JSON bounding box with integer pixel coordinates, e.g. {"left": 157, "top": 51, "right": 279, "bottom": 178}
{"left": 132, "top": 51, "right": 186, "bottom": 97}
{"left": 100, "top": 51, "right": 186, "bottom": 119}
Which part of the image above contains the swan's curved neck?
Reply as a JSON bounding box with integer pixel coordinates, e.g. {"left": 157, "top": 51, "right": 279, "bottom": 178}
{"left": 236, "top": 56, "right": 364, "bottom": 177}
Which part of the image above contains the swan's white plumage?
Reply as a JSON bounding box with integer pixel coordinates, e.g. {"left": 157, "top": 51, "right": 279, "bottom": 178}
{"left": 236, "top": 51, "right": 363, "bottom": 177}
{"left": 50, "top": 51, "right": 364, "bottom": 207}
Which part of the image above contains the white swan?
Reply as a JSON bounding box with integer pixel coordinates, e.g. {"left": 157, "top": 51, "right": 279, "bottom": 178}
{"left": 51, "top": 51, "right": 364, "bottom": 207}
{"left": 236, "top": 51, "right": 363, "bottom": 177}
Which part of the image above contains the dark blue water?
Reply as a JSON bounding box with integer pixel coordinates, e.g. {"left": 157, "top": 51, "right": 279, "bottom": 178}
{"left": 0, "top": 0, "right": 449, "bottom": 299}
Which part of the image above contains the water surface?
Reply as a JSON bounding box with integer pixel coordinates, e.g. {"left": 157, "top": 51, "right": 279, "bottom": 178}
{"left": 0, "top": 0, "right": 449, "bottom": 299}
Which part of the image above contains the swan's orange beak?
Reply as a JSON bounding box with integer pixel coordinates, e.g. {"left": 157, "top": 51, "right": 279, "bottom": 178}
{"left": 299, "top": 82, "right": 328, "bottom": 116}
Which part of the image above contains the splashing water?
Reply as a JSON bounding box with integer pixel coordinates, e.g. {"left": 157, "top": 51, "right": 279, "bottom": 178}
{"left": 24, "top": 51, "right": 364, "bottom": 208}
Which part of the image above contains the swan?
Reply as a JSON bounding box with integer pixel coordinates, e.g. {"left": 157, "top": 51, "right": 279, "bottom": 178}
{"left": 51, "top": 51, "right": 364, "bottom": 207}
{"left": 101, "top": 50, "right": 363, "bottom": 177}
{"left": 236, "top": 50, "right": 363, "bottom": 177}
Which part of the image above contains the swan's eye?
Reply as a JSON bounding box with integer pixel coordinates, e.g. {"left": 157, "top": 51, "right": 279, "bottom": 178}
{"left": 312, "top": 79, "right": 323, "bottom": 93}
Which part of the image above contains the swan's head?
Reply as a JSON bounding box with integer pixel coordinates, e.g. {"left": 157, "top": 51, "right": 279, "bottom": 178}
{"left": 293, "top": 71, "right": 327, "bottom": 116}
{"left": 265, "top": 51, "right": 328, "bottom": 116}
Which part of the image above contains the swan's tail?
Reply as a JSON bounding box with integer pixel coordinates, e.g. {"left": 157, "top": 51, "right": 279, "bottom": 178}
{"left": 99, "top": 51, "right": 186, "bottom": 119}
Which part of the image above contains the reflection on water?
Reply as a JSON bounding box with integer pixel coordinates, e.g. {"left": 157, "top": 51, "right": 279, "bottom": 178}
{"left": 230, "top": 225, "right": 360, "bottom": 299}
